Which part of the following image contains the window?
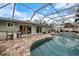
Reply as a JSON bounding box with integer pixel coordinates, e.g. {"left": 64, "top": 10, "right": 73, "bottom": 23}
{"left": 6, "top": 22, "right": 14, "bottom": 28}
{"left": 36, "top": 26, "right": 42, "bottom": 33}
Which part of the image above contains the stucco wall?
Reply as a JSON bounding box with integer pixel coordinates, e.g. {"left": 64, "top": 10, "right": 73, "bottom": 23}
{"left": 62, "top": 28, "right": 73, "bottom": 31}
{"left": 42, "top": 26, "right": 48, "bottom": 33}
{"left": 31, "top": 25, "right": 36, "bottom": 34}
{"left": 0, "top": 21, "right": 19, "bottom": 32}
{"left": 31, "top": 25, "right": 49, "bottom": 34}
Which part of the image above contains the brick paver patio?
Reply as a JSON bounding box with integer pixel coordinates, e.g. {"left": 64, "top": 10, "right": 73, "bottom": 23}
{"left": 0, "top": 34, "right": 51, "bottom": 56}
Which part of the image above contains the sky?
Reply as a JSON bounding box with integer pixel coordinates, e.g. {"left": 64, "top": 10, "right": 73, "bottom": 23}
{"left": 0, "top": 3, "right": 78, "bottom": 24}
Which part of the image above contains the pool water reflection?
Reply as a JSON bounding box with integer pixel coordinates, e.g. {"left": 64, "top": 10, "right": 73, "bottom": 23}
{"left": 30, "top": 32, "right": 79, "bottom": 56}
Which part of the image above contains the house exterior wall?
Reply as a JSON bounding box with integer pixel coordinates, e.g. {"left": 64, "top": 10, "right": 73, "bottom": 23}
{"left": 42, "top": 26, "right": 48, "bottom": 33}
{"left": 31, "top": 25, "right": 50, "bottom": 34}
{"left": 31, "top": 25, "right": 36, "bottom": 35}
{"left": 0, "top": 21, "right": 19, "bottom": 32}
{"left": 0, "top": 21, "right": 51, "bottom": 34}
{"left": 0, "top": 20, "right": 52, "bottom": 40}
{"left": 0, "top": 21, "right": 21, "bottom": 40}
{"left": 53, "top": 25, "right": 64, "bottom": 32}
{"left": 62, "top": 28, "right": 73, "bottom": 31}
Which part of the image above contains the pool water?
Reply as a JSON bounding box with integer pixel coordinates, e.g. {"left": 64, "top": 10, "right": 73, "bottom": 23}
{"left": 30, "top": 32, "right": 79, "bottom": 56}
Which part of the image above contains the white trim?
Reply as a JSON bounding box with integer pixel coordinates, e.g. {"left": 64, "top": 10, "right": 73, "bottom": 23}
{"left": 18, "top": 23, "right": 29, "bottom": 26}
{"left": 6, "top": 22, "right": 14, "bottom": 28}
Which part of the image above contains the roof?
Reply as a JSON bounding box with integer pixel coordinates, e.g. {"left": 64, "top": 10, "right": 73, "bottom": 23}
{"left": 0, "top": 17, "right": 30, "bottom": 23}
{"left": 0, "top": 17, "right": 50, "bottom": 27}
{"left": 0, "top": 17, "right": 39, "bottom": 26}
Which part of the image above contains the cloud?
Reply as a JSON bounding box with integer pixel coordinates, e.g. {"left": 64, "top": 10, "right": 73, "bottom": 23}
{"left": 48, "top": 13, "right": 76, "bottom": 25}
{"left": 0, "top": 3, "right": 30, "bottom": 21}
{"left": 54, "top": 3, "right": 67, "bottom": 9}
{"left": 0, "top": 4, "right": 14, "bottom": 17}
{"left": 48, "top": 14, "right": 59, "bottom": 18}
{"left": 31, "top": 13, "right": 44, "bottom": 21}
{"left": 14, "top": 10, "right": 30, "bottom": 20}
{"left": 46, "top": 7, "right": 49, "bottom": 10}
{"left": 0, "top": 3, "right": 77, "bottom": 23}
{"left": 42, "top": 11, "right": 47, "bottom": 13}
{"left": 54, "top": 3, "right": 77, "bottom": 10}
{"left": 64, "top": 14, "right": 75, "bottom": 22}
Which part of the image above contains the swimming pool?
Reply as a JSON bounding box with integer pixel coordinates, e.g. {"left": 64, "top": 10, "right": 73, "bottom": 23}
{"left": 30, "top": 32, "right": 79, "bottom": 56}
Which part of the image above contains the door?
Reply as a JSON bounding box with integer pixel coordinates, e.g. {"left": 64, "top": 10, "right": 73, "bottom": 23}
{"left": 27, "top": 26, "right": 31, "bottom": 34}
{"left": 19, "top": 25, "right": 26, "bottom": 34}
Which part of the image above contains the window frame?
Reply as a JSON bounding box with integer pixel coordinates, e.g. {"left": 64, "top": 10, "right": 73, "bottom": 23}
{"left": 6, "top": 22, "right": 14, "bottom": 28}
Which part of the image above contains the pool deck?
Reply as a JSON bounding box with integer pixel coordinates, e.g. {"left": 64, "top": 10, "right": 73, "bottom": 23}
{"left": 0, "top": 34, "right": 51, "bottom": 56}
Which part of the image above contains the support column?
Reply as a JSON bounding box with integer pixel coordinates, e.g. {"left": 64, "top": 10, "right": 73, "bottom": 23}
{"left": 31, "top": 25, "right": 36, "bottom": 35}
